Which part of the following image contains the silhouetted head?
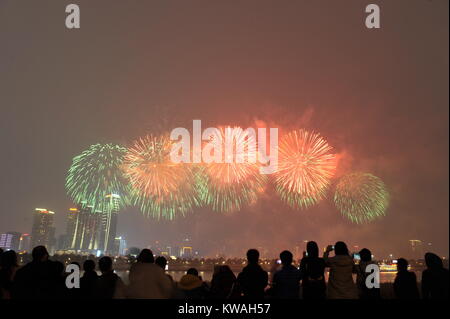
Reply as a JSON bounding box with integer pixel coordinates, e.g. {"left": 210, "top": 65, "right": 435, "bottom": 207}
{"left": 99, "top": 256, "right": 113, "bottom": 273}
{"left": 32, "top": 246, "right": 49, "bottom": 262}
{"left": 213, "top": 265, "right": 221, "bottom": 275}
{"left": 246, "top": 249, "right": 260, "bottom": 264}
{"left": 83, "top": 259, "right": 96, "bottom": 272}
{"left": 219, "top": 265, "right": 233, "bottom": 275}
{"left": 359, "top": 248, "right": 372, "bottom": 262}
{"left": 155, "top": 256, "right": 167, "bottom": 270}
{"left": 0, "top": 250, "right": 18, "bottom": 269}
{"left": 334, "top": 242, "right": 349, "bottom": 256}
{"left": 280, "top": 250, "right": 293, "bottom": 265}
{"left": 51, "top": 261, "right": 65, "bottom": 276}
{"left": 425, "top": 252, "right": 443, "bottom": 270}
{"left": 306, "top": 241, "right": 319, "bottom": 258}
{"left": 397, "top": 258, "right": 408, "bottom": 272}
{"left": 137, "top": 249, "right": 154, "bottom": 263}
{"left": 70, "top": 261, "right": 80, "bottom": 268}
{"left": 187, "top": 268, "right": 199, "bottom": 277}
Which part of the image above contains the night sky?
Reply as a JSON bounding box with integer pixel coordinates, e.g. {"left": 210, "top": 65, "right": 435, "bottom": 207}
{"left": 0, "top": 0, "right": 448, "bottom": 258}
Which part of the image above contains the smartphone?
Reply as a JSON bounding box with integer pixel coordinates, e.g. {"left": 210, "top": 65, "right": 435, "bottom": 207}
{"left": 276, "top": 259, "right": 282, "bottom": 264}
{"left": 331, "top": 245, "right": 335, "bottom": 250}
{"left": 353, "top": 253, "right": 361, "bottom": 260}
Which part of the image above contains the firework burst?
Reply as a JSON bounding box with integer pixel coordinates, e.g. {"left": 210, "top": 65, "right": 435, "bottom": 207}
{"left": 334, "top": 172, "right": 389, "bottom": 223}
{"left": 124, "top": 135, "right": 197, "bottom": 219}
{"left": 65, "top": 143, "right": 130, "bottom": 212}
{"left": 274, "top": 129, "right": 337, "bottom": 209}
{"left": 198, "top": 127, "right": 267, "bottom": 212}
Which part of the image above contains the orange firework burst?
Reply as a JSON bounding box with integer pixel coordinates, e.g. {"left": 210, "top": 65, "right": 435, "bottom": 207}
{"left": 274, "top": 129, "right": 337, "bottom": 209}
{"left": 123, "top": 135, "right": 197, "bottom": 219}
{"left": 197, "top": 127, "right": 266, "bottom": 212}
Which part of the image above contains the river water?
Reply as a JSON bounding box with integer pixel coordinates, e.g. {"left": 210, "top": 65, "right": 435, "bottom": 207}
{"left": 114, "top": 270, "right": 404, "bottom": 285}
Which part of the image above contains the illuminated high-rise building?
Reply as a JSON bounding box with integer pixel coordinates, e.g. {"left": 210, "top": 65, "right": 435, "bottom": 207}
{"left": 71, "top": 204, "right": 102, "bottom": 251}
{"left": 31, "top": 208, "right": 55, "bottom": 249}
{"left": 113, "top": 236, "right": 127, "bottom": 256}
{"left": 98, "top": 194, "right": 120, "bottom": 255}
{"left": 19, "top": 233, "right": 31, "bottom": 252}
{"left": 65, "top": 207, "right": 79, "bottom": 249}
{"left": 181, "top": 246, "right": 193, "bottom": 258}
{"left": 0, "top": 232, "right": 21, "bottom": 250}
{"left": 67, "top": 194, "right": 121, "bottom": 255}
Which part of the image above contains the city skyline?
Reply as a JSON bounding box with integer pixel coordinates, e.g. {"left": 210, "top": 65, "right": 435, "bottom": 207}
{"left": 0, "top": 205, "right": 441, "bottom": 259}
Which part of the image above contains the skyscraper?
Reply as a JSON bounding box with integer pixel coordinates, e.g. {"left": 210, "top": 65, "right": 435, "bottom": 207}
{"left": 113, "top": 236, "right": 127, "bottom": 256}
{"left": 99, "top": 194, "right": 120, "bottom": 255}
{"left": 31, "top": 208, "right": 55, "bottom": 249}
{"left": 66, "top": 194, "right": 121, "bottom": 255}
{"left": 71, "top": 204, "right": 102, "bottom": 251}
{"left": 65, "top": 207, "right": 79, "bottom": 249}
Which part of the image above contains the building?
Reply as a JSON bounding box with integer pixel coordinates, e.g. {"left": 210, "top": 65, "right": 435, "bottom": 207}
{"left": 19, "top": 233, "right": 32, "bottom": 252}
{"left": 409, "top": 239, "right": 424, "bottom": 259}
{"left": 57, "top": 234, "right": 69, "bottom": 251}
{"left": 0, "top": 232, "right": 21, "bottom": 250}
{"left": 48, "top": 226, "right": 56, "bottom": 255}
{"left": 31, "top": 208, "right": 55, "bottom": 249}
{"left": 113, "top": 236, "right": 127, "bottom": 256}
{"left": 70, "top": 204, "right": 102, "bottom": 252}
{"left": 66, "top": 194, "right": 121, "bottom": 255}
{"left": 181, "top": 246, "right": 193, "bottom": 258}
{"left": 65, "top": 207, "right": 79, "bottom": 249}
{"left": 98, "top": 194, "right": 120, "bottom": 255}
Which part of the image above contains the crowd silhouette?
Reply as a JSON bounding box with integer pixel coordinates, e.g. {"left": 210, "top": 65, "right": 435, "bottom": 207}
{"left": 0, "top": 241, "right": 448, "bottom": 300}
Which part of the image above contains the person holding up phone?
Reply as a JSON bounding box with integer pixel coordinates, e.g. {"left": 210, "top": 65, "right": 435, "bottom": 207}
{"left": 323, "top": 241, "right": 358, "bottom": 299}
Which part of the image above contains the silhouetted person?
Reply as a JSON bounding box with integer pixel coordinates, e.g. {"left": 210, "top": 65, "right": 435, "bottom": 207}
{"left": 155, "top": 256, "right": 167, "bottom": 270}
{"left": 235, "top": 249, "right": 268, "bottom": 298}
{"left": 0, "top": 250, "right": 18, "bottom": 299}
{"left": 299, "top": 241, "right": 326, "bottom": 299}
{"left": 272, "top": 250, "right": 301, "bottom": 298}
{"left": 157, "top": 256, "right": 176, "bottom": 281}
{"left": 80, "top": 260, "right": 98, "bottom": 299}
{"left": 92, "top": 256, "right": 125, "bottom": 299}
{"left": 421, "top": 253, "right": 449, "bottom": 299}
{"left": 393, "top": 258, "right": 419, "bottom": 299}
{"left": 12, "top": 245, "right": 53, "bottom": 299}
{"left": 49, "top": 260, "right": 69, "bottom": 299}
{"left": 355, "top": 248, "right": 380, "bottom": 299}
{"left": 179, "top": 267, "right": 209, "bottom": 299}
{"left": 324, "top": 241, "right": 358, "bottom": 299}
{"left": 126, "top": 249, "right": 173, "bottom": 298}
{"left": 210, "top": 265, "right": 237, "bottom": 299}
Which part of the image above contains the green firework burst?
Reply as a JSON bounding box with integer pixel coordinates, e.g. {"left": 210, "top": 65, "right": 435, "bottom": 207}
{"left": 334, "top": 172, "right": 389, "bottom": 223}
{"left": 66, "top": 143, "right": 130, "bottom": 212}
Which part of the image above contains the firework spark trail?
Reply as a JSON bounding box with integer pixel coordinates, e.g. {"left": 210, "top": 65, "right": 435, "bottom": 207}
{"left": 124, "top": 135, "right": 197, "bottom": 219}
{"left": 65, "top": 143, "right": 130, "bottom": 212}
{"left": 274, "top": 129, "right": 337, "bottom": 209}
{"left": 334, "top": 172, "right": 389, "bottom": 223}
